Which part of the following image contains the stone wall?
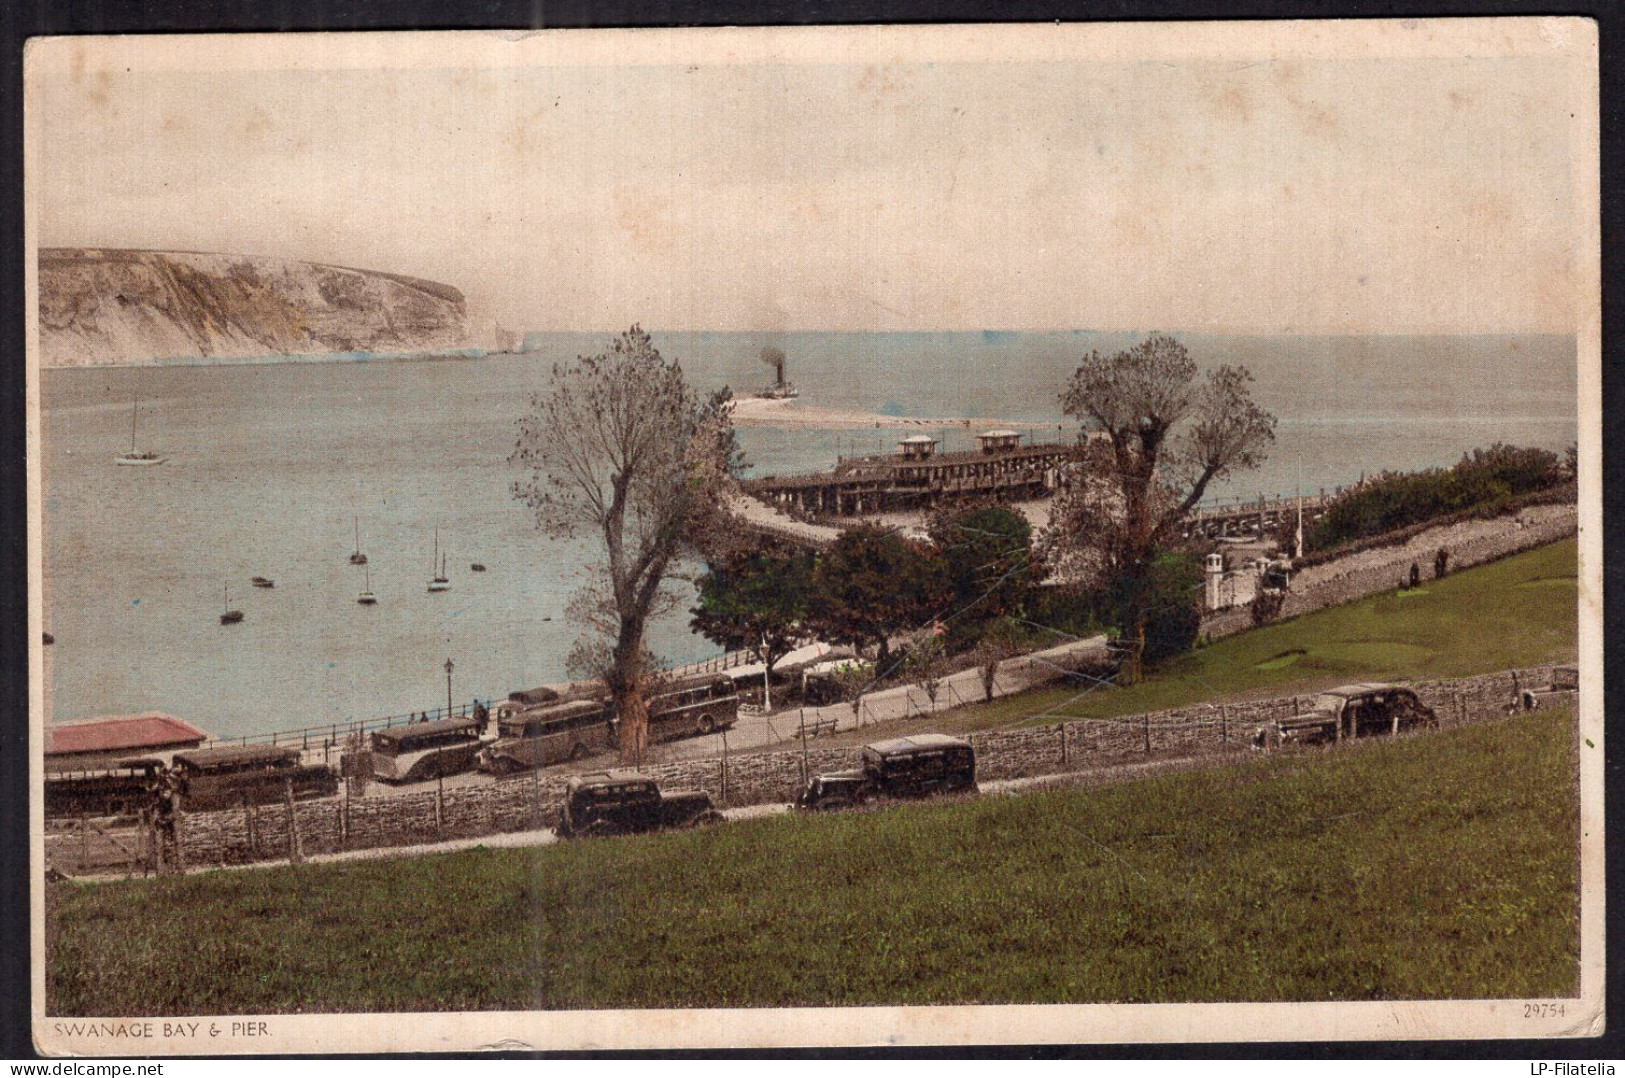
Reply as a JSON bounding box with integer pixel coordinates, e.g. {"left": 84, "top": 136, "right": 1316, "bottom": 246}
{"left": 166, "top": 664, "right": 1564, "bottom": 870}
{"left": 1201, "top": 508, "right": 1577, "bottom": 639}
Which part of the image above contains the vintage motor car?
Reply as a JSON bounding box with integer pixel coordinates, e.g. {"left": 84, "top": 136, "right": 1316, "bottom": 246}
{"left": 1519, "top": 665, "right": 1579, "bottom": 711}
{"left": 1251, "top": 683, "right": 1437, "bottom": 750}
{"left": 796, "top": 733, "right": 977, "bottom": 811}
{"left": 555, "top": 771, "right": 723, "bottom": 839}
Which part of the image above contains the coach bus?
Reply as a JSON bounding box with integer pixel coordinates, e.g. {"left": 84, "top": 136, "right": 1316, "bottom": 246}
{"left": 477, "top": 674, "right": 741, "bottom": 775}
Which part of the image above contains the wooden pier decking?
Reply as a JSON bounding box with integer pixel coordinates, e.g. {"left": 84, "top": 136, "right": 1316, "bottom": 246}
{"left": 741, "top": 440, "right": 1076, "bottom": 517}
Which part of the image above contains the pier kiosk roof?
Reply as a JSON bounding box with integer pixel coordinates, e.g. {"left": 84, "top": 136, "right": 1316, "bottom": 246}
{"left": 46, "top": 712, "right": 209, "bottom": 769}
{"left": 977, "top": 429, "right": 1023, "bottom": 453}
{"left": 897, "top": 434, "right": 939, "bottom": 460}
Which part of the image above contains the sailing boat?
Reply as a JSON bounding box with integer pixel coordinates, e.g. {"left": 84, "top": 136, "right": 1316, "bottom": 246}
{"left": 357, "top": 564, "right": 377, "bottom": 606}
{"left": 428, "top": 527, "right": 450, "bottom": 592}
{"left": 349, "top": 517, "right": 368, "bottom": 565}
{"left": 114, "top": 393, "right": 166, "bottom": 466}
{"left": 220, "top": 583, "right": 244, "bottom": 625}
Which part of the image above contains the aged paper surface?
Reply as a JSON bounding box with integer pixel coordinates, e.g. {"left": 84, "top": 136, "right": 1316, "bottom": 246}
{"left": 27, "top": 19, "right": 1601, "bottom": 1053}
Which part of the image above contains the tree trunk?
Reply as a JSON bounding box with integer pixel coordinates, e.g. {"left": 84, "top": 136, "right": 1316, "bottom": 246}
{"left": 617, "top": 687, "right": 649, "bottom": 769}
{"left": 609, "top": 618, "right": 650, "bottom": 768}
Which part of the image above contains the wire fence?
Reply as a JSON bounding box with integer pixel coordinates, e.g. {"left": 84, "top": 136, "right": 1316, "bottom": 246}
{"left": 197, "top": 646, "right": 764, "bottom": 759}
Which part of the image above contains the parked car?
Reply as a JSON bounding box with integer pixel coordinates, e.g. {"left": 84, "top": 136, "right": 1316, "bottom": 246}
{"left": 555, "top": 771, "right": 722, "bottom": 839}
{"left": 797, "top": 733, "right": 977, "bottom": 811}
{"left": 1519, "top": 665, "right": 1579, "bottom": 711}
{"left": 1251, "top": 683, "right": 1437, "bottom": 750}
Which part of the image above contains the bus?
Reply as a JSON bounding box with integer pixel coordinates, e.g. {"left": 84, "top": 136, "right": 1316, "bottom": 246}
{"left": 477, "top": 674, "right": 742, "bottom": 775}
{"left": 45, "top": 757, "right": 163, "bottom": 820}
{"left": 478, "top": 699, "right": 611, "bottom": 774}
{"left": 646, "top": 674, "right": 741, "bottom": 743}
{"left": 170, "top": 745, "right": 339, "bottom": 810}
{"left": 368, "top": 716, "right": 485, "bottom": 783}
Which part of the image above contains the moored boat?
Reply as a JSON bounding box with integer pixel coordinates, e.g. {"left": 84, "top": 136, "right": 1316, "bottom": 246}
{"left": 114, "top": 393, "right": 167, "bottom": 465}
{"left": 349, "top": 517, "right": 368, "bottom": 565}
{"left": 428, "top": 527, "right": 450, "bottom": 592}
{"left": 357, "top": 564, "right": 377, "bottom": 605}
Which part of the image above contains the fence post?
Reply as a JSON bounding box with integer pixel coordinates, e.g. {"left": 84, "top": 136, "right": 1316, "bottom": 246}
{"left": 1060, "top": 722, "right": 1069, "bottom": 768}
{"left": 244, "top": 794, "right": 258, "bottom": 859}
{"left": 1143, "top": 713, "right": 1151, "bottom": 754}
{"left": 531, "top": 758, "right": 542, "bottom": 828}
{"left": 1220, "top": 705, "right": 1229, "bottom": 743}
{"left": 79, "top": 814, "right": 88, "bottom": 873}
{"left": 799, "top": 708, "right": 810, "bottom": 781}
{"left": 284, "top": 777, "right": 303, "bottom": 865}
{"left": 720, "top": 730, "right": 730, "bottom": 807}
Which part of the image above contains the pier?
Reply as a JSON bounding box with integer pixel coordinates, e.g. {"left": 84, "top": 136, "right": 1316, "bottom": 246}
{"left": 1184, "top": 491, "right": 1336, "bottom": 540}
{"left": 741, "top": 431, "right": 1075, "bottom": 518}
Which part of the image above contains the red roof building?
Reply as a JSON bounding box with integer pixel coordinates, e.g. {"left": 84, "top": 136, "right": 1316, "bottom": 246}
{"left": 46, "top": 713, "right": 209, "bottom": 770}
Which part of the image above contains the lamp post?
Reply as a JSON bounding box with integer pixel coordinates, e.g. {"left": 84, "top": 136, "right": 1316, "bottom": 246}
{"left": 445, "top": 657, "right": 455, "bottom": 719}
{"left": 439, "top": 657, "right": 455, "bottom": 811}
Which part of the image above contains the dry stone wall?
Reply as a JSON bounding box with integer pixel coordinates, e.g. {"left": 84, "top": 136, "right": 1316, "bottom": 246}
{"left": 166, "top": 664, "right": 1565, "bottom": 870}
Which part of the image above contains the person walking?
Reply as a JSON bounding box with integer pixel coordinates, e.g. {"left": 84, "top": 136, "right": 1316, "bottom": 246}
{"left": 1434, "top": 547, "right": 1449, "bottom": 579}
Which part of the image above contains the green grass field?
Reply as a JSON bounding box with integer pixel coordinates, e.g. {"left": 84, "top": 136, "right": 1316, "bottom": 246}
{"left": 839, "top": 539, "right": 1578, "bottom": 743}
{"left": 49, "top": 706, "right": 1580, "bottom": 1014}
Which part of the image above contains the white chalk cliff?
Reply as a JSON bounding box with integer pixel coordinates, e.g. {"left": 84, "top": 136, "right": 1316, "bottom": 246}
{"left": 39, "top": 248, "right": 471, "bottom": 367}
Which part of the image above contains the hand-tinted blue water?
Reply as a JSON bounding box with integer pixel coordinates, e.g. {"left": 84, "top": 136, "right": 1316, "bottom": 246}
{"left": 41, "top": 332, "right": 1576, "bottom": 739}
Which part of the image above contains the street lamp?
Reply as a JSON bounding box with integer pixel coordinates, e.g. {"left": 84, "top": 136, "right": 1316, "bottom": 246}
{"left": 439, "top": 657, "right": 455, "bottom": 809}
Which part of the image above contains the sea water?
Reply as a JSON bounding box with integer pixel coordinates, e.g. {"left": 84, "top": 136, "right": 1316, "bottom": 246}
{"left": 40, "top": 331, "right": 1577, "bottom": 740}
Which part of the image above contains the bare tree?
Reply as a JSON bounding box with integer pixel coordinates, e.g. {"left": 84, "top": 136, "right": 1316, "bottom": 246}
{"left": 1045, "top": 334, "right": 1275, "bottom": 646}
{"left": 511, "top": 326, "right": 739, "bottom": 766}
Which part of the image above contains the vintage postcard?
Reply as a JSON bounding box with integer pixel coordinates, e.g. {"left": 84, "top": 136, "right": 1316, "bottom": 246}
{"left": 27, "top": 20, "right": 1601, "bottom": 1053}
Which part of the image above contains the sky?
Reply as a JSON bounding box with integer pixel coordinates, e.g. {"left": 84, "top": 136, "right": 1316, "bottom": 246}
{"left": 28, "top": 25, "right": 1591, "bottom": 336}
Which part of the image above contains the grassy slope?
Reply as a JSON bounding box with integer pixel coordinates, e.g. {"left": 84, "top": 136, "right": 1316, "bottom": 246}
{"left": 50, "top": 706, "right": 1579, "bottom": 1014}
{"left": 839, "top": 539, "right": 1578, "bottom": 744}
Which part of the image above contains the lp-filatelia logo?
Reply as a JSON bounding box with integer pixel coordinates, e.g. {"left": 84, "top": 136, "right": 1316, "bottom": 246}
{"left": 1530, "top": 1067, "right": 1615, "bottom": 1075}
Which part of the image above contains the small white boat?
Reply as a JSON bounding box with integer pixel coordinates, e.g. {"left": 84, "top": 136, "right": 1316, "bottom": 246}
{"left": 115, "top": 393, "right": 167, "bottom": 466}
{"left": 357, "top": 564, "right": 377, "bottom": 605}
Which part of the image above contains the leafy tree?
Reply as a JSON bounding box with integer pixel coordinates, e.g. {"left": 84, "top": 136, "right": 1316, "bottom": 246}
{"left": 967, "top": 616, "right": 1026, "bottom": 702}
{"left": 690, "top": 548, "right": 814, "bottom": 688}
{"left": 926, "top": 502, "right": 1038, "bottom": 647}
{"left": 511, "top": 326, "right": 739, "bottom": 766}
{"left": 901, "top": 629, "right": 951, "bottom": 707}
{"left": 1120, "top": 551, "right": 1203, "bottom": 662}
{"left": 806, "top": 524, "right": 951, "bottom": 667}
{"left": 1305, "top": 442, "right": 1564, "bottom": 551}
{"left": 1045, "top": 334, "right": 1275, "bottom": 646}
